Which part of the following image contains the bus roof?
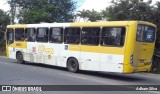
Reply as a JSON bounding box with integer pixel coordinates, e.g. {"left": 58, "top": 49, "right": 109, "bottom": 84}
{"left": 7, "top": 21, "right": 156, "bottom": 28}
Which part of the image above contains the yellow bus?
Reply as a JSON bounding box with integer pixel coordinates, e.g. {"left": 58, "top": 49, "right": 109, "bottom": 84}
{"left": 6, "top": 21, "right": 156, "bottom": 73}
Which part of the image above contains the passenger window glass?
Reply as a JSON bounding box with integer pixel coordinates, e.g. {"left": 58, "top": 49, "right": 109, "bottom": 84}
{"left": 7, "top": 29, "right": 14, "bottom": 41}
{"left": 6, "top": 28, "right": 14, "bottom": 44}
{"left": 64, "top": 27, "right": 80, "bottom": 44}
{"left": 25, "top": 28, "right": 36, "bottom": 42}
{"left": 136, "top": 25, "right": 155, "bottom": 42}
{"left": 81, "top": 27, "right": 100, "bottom": 45}
{"left": 101, "top": 27, "right": 126, "bottom": 46}
{"left": 49, "top": 27, "right": 63, "bottom": 43}
{"left": 36, "top": 28, "right": 48, "bottom": 42}
{"left": 143, "top": 26, "right": 155, "bottom": 42}
{"left": 15, "top": 28, "right": 25, "bottom": 41}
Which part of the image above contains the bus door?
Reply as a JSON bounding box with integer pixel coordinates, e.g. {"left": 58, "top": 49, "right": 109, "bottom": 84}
{"left": 6, "top": 28, "right": 15, "bottom": 58}
{"left": 133, "top": 25, "right": 156, "bottom": 67}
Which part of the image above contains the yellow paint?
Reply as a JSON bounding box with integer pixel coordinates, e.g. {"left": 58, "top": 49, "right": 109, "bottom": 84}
{"left": 138, "top": 21, "right": 156, "bottom": 27}
{"left": 7, "top": 24, "right": 27, "bottom": 28}
{"left": 68, "top": 45, "right": 125, "bottom": 55}
{"left": 123, "top": 22, "right": 137, "bottom": 73}
{"left": 134, "top": 42, "right": 154, "bottom": 67}
{"left": 38, "top": 45, "right": 54, "bottom": 54}
{"left": 9, "top": 41, "right": 27, "bottom": 48}
{"left": 70, "top": 21, "right": 129, "bottom": 27}
{"left": 6, "top": 41, "right": 27, "bottom": 58}
{"left": 68, "top": 45, "right": 81, "bottom": 51}
{"left": 123, "top": 21, "right": 156, "bottom": 73}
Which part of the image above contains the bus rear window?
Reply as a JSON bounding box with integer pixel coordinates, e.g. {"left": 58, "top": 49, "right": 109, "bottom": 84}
{"left": 136, "top": 25, "right": 156, "bottom": 42}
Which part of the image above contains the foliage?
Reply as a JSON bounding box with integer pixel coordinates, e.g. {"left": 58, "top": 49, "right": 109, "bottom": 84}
{"left": 8, "top": 0, "right": 76, "bottom": 24}
{"left": 104, "top": 0, "right": 153, "bottom": 21}
{"left": 0, "top": 9, "right": 10, "bottom": 46}
{"left": 153, "top": 2, "right": 160, "bottom": 55}
{"left": 0, "top": 9, "right": 10, "bottom": 30}
{"left": 76, "top": 9, "right": 103, "bottom": 21}
{"left": 0, "top": 9, "right": 10, "bottom": 56}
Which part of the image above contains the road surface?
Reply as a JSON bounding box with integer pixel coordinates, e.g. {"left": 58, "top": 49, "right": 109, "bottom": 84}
{"left": 0, "top": 56, "right": 160, "bottom": 94}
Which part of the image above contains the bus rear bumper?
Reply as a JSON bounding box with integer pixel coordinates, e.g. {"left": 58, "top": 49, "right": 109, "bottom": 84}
{"left": 134, "top": 65, "right": 151, "bottom": 73}
{"left": 123, "top": 64, "right": 151, "bottom": 74}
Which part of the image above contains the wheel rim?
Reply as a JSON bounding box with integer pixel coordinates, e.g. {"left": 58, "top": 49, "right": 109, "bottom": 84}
{"left": 17, "top": 53, "right": 23, "bottom": 62}
{"left": 70, "top": 61, "right": 76, "bottom": 69}
{"left": 67, "top": 58, "right": 79, "bottom": 72}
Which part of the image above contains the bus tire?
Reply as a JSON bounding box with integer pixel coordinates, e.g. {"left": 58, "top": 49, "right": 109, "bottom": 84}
{"left": 16, "top": 52, "right": 25, "bottom": 64}
{"left": 67, "top": 58, "right": 79, "bottom": 73}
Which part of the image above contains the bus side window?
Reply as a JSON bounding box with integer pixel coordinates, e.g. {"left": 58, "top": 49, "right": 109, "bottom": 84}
{"left": 25, "top": 28, "right": 36, "bottom": 42}
{"left": 64, "top": 27, "right": 80, "bottom": 44}
{"left": 81, "top": 27, "right": 100, "bottom": 45}
{"left": 101, "top": 27, "right": 126, "bottom": 47}
{"left": 15, "top": 28, "right": 25, "bottom": 41}
{"left": 49, "top": 27, "right": 63, "bottom": 43}
{"left": 36, "top": 28, "right": 48, "bottom": 42}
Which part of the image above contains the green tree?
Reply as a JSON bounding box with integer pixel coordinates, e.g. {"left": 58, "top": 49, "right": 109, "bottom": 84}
{"left": 0, "top": 9, "right": 10, "bottom": 55}
{"left": 8, "top": 0, "right": 76, "bottom": 23}
{"left": 8, "top": 0, "right": 16, "bottom": 24}
{"left": 103, "top": 0, "right": 153, "bottom": 21}
{"left": 76, "top": 9, "right": 103, "bottom": 21}
{"left": 0, "top": 9, "right": 10, "bottom": 39}
{"left": 152, "top": 1, "right": 160, "bottom": 55}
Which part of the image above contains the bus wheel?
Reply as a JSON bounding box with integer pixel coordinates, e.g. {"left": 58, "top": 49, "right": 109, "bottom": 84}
{"left": 16, "top": 52, "right": 25, "bottom": 64}
{"left": 67, "top": 58, "right": 79, "bottom": 73}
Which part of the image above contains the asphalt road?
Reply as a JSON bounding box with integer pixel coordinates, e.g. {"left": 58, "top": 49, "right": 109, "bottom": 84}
{"left": 0, "top": 56, "right": 160, "bottom": 94}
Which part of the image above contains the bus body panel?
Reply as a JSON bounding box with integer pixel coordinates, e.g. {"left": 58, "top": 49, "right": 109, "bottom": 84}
{"left": 123, "top": 22, "right": 137, "bottom": 73}
{"left": 6, "top": 21, "right": 156, "bottom": 74}
{"left": 7, "top": 41, "right": 27, "bottom": 59}
{"left": 123, "top": 21, "right": 156, "bottom": 73}
{"left": 68, "top": 44, "right": 125, "bottom": 72}
{"left": 99, "top": 54, "right": 124, "bottom": 72}
{"left": 134, "top": 42, "right": 155, "bottom": 67}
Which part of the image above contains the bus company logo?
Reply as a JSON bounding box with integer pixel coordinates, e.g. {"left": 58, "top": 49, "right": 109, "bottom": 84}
{"left": 16, "top": 43, "right": 22, "bottom": 46}
{"left": 2, "top": 86, "right": 11, "bottom": 91}
{"left": 38, "top": 45, "right": 54, "bottom": 54}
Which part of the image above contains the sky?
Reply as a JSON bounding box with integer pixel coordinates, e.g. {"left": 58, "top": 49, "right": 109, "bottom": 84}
{"left": 78, "top": 0, "right": 159, "bottom": 11}
{"left": 77, "top": 0, "right": 112, "bottom": 11}
{"left": 0, "top": 0, "right": 10, "bottom": 12}
{"left": 0, "top": 0, "right": 159, "bottom": 12}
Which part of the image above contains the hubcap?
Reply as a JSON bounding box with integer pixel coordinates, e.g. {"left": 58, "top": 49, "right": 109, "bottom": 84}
{"left": 71, "top": 61, "right": 76, "bottom": 69}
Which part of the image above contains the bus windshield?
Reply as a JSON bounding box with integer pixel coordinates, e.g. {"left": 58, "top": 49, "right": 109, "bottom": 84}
{"left": 136, "top": 25, "right": 156, "bottom": 42}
